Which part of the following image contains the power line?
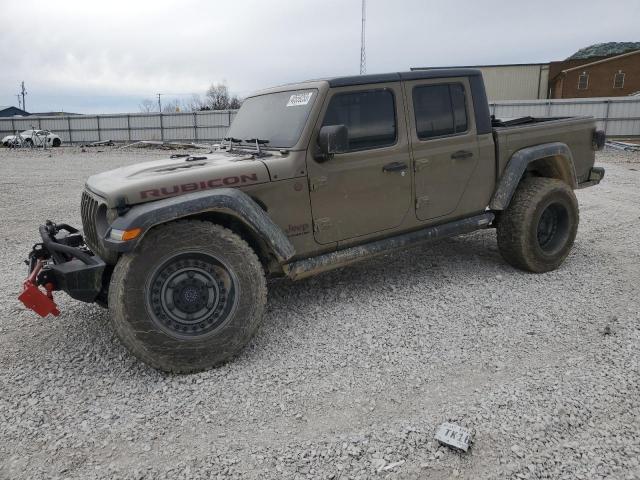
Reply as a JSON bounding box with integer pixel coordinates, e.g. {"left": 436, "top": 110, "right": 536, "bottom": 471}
{"left": 360, "top": 0, "right": 366, "bottom": 75}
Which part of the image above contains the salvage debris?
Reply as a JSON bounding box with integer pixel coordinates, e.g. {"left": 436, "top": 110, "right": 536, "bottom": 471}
{"left": 81, "top": 140, "right": 115, "bottom": 147}
{"left": 434, "top": 422, "right": 472, "bottom": 452}
{"left": 118, "top": 140, "right": 211, "bottom": 150}
{"left": 605, "top": 140, "right": 640, "bottom": 152}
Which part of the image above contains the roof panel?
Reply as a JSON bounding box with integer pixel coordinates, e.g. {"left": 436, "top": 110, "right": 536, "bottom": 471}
{"left": 327, "top": 69, "right": 482, "bottom": 87}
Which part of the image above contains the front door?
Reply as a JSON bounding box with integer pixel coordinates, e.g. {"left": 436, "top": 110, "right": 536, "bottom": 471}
{"left": 403, "top": 79, "right": 479, "bottom": 221}
{"left": 306, "top": 84, "right": 412, "bottom": 244}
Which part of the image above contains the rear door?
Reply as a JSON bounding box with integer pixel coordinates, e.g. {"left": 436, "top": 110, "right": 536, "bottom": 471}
{"left": 306, "top": 83, "right": 412, "bottom": 244}
{"left": 403, "top": 78, "right": 479, "bottom": 221}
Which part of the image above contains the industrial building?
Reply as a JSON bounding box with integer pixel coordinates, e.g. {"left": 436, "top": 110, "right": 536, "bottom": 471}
{"left": 0, "top": 106, "right": 29, "bottom": 117}
{"left": 548, "top": 49, "right": 640, "bottom": 98}
{"left": 410, "top": 63, "right": 549, "bottom": 101}
{"left": 412, "top": 43, "right": 640, "bottom": 101}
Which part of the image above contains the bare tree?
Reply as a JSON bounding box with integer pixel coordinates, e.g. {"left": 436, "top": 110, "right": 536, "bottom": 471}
{"left": 162, "top": 99, "right": 181, "bottom": 113}
{"left": 183, "top": 94, "right": 205, "bottom": 112}
{"left": 139, "top": 99, "right": 156, "bottom": 113}
{"left": 205, "top": 83, "right": 230, "bottom": 110}
{"left": 203, "top": 83, "right": 243, "bottom": 110}
{"left": 229, "top": 95, "right": 243, "bottom": 109}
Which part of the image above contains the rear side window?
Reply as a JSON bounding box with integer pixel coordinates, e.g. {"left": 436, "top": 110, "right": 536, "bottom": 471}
{"left": 322, "top": 89, "right": 396, "bottom": 151}
{"left": 412, "top": 84, "right": 468, "bottom": 140}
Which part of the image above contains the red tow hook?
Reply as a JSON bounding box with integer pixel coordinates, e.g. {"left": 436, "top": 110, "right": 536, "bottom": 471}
{"left": 18, "top": 260, "right": 60, "bottom": 317}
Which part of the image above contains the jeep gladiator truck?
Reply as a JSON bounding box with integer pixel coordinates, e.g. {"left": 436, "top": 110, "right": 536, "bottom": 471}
{"left": 19, "top": 69, "right": 605, "bottom": 372}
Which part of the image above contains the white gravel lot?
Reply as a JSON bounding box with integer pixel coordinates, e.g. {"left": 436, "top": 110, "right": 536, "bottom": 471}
{"left": 0, "top": 146, "right": 639, "bottom": 480}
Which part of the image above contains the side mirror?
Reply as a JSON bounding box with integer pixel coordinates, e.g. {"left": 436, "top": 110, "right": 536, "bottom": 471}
{"left": 316, "top": 125, "right": 348, "bottom": 161}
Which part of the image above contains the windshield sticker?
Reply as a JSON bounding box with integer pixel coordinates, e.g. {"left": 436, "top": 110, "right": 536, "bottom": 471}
{"left": 286, "top": 91, "right": 313, "bottom": 107}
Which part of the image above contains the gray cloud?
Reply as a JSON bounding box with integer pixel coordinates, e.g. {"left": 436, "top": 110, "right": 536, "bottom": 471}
{"left": 1, "top": 0, "right": 638, "bottom": 113}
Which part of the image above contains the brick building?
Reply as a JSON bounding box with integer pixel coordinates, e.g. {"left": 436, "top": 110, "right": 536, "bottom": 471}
{"left": 549, "top": 49, "right": 640, "bottom": 98}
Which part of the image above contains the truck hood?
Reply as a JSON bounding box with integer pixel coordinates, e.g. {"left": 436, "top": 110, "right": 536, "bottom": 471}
{"left": 86, "top": 151, "right": 271, "bottom": 208}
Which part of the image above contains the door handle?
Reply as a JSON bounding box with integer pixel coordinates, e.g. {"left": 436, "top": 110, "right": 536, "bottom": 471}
{"left": 451, "top": 150, "right": 473, "bottom": 160}
{"left": 382, "top": 161, "right": 408, "bottom": 173}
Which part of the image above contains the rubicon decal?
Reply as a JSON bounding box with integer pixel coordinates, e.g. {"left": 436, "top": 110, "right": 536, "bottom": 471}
{"left": 140, "top": 173, "right": 259, "bottom": 199}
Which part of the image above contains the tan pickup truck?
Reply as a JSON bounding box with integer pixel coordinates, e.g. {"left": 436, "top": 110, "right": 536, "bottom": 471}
{"left": 20, "top": 69, "right": 605, "bottom": 372}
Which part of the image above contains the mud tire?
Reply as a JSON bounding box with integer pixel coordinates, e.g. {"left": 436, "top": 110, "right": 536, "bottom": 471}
{"left": 497, "top": 177, "right": 579, "bottom": 273}
{"left": 109, "top": 220, "right": 267, "bottom": 373}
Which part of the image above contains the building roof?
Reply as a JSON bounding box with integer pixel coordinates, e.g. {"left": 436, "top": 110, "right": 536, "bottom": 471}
{"left": 30, "top": 111, "right": 81, "bottom": 117}
{"left": 568, "top": 42, "right": 640, "bottom": 60}
{"left": 0, "top": 105, "right": 30, "bottom": 117}
{"left": 561, "top": 49, "right": 640, "bottom": 74}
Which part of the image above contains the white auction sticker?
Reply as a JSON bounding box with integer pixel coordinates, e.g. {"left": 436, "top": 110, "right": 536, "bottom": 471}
{"left": 434, "top": 422, "right": 472, "bottom": 451}
{"left": 286, "top": 91, "right": 313, "bottom": 107}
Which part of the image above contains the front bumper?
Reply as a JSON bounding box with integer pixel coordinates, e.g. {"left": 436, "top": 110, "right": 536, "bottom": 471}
{"left": 18, "top": 222, "right": 106, "bottom": 317}
{"left": 577, "top": 166, "right": 605, "bottom": 189}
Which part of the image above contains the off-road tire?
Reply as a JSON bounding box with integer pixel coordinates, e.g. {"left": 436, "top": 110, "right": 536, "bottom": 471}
{"left": 497, "top": 177, "right": 579, "bottom": 273}
{"left": 109, "top": 220, "right": 267, "bottom": 373}
{"left": 52, "top": 138, "right": 61, "bottom": 147}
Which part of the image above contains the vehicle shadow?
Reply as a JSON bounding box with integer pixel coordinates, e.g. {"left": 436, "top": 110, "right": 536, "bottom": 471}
{"left": 266, "top": 229, "right": 502, "bottom": 303}
{"left": 25, "top": 230, "right": 503, "bottom": 377}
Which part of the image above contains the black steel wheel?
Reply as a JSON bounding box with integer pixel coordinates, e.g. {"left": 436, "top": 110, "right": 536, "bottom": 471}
{"left": 536, "top": 202, "right": 570, "bottom": 254}
{"left": 146, "top": 252, "right": 238, "bottom": 338}
{"left": 52, "top": 138, "right": 61, "bottom": 147}
{"left": 109, "top": 220, "right": 266, "bottom": 373}
{"left": 497, "top": 177, "right": 579, "bottom": 273}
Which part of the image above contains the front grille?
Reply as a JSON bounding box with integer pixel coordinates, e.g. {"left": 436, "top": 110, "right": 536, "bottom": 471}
{"left": 81, "top": 189, "right": 103, "bottom": 256}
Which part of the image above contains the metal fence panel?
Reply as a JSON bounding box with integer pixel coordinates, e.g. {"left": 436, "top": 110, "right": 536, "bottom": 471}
{"left": 490, "top": 97, "right": 640, "bottom": 137}
{"left": 129, "top": 114, "right": 161, "bottom": 128}
{"left": 4, "top": 100, "right": 635, "bottom": 145}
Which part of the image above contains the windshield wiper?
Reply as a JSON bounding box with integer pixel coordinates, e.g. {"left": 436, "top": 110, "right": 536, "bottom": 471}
{"left": 243, "top": 138, "right": 270, "bottom": 156}
{"left": 221, "top": 137, "right": 242, "bottom": 152}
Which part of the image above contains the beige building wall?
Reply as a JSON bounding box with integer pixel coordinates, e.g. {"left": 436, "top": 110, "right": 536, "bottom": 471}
{"left": 411, "top": 64, "right": 549, "bottom": 101}
{"left": 476, "top": 65, "right": 549, "bottom": 101}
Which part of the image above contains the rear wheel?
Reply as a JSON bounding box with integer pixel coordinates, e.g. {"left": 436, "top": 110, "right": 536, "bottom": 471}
{"left": 109, "top": 220, "right": 267, "bottom": 372}
{"left": 497, "top": 177, "right": 579, "bottom": 273}
{"left": 24, "top": 138, "right": 33, "bottom": 147}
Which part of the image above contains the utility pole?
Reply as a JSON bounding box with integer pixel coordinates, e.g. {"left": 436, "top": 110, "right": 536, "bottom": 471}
{"left": 16, "top": 94, "right": 22, "bottom": 109}
{"left": 20, "top": 81, "right": 27, "bottom": 111}
{"left": 157, "top": 93, "right": 163, "bottom": 112}
{"left": 359, "top": 0, "right": 366, "bottom": 75}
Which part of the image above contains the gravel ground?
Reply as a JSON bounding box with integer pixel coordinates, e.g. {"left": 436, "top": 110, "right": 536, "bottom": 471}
{"left": 0, "top": 146, "right": 639, "bottom": 480}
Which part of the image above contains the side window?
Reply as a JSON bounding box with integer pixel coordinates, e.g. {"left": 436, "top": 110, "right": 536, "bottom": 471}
{"left": 578, "top": 72, "right": 589, "bottom": 90}
{"left": 412, "top": 83, "right": 468, "bottom": 140}
{"left": 322, "top": 89, "right": 396, "bottom": 151}
{"left": 613, "top": 71, "right": 625, "bottom": 89}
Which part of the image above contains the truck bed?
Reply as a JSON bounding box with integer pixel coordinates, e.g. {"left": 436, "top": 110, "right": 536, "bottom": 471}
{"left": 492, "top": 116, "right": 597, "bottom": 184}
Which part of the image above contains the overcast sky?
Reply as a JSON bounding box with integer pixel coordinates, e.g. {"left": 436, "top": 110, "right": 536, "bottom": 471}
{"left": 1, "top": 0, "right": 638, "bottom": 114}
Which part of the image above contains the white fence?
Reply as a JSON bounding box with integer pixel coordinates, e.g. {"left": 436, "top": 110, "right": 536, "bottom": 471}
{"left": 489, "top": 97, "right": 640, "bottom": 137}
{"left": 2, "top": 96, "right": 639, "bottom": 144}
{"left": 0, "top": 110, "right": 237, "bottom": 144}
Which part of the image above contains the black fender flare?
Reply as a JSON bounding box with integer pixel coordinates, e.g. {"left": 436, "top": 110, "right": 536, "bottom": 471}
{"left": 102, "top": 188, "right": 295, "bottom": 263}
{"left": 490, "top": 142, "right": 577, "bottom": 210}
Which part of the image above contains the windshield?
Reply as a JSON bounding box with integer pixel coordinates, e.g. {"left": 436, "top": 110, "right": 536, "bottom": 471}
{"left": 226, "top": 89, "right": 317, "bottom": 149}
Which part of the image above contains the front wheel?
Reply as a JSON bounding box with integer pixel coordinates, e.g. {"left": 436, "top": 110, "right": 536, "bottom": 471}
{"left": 52, "top": 138, "right": 61, "bottom": 147}
{"left": 108, "top": 220, "right": 267, "bottom": 373}
{"left": 497, "top": 177, "right": 579, "bottom": 273}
